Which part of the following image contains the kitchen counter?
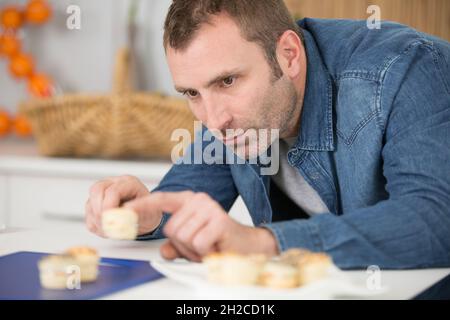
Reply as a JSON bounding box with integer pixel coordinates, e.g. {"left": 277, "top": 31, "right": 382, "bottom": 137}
{"left": 0, "top": 137, "right": 172, "bottom": 179}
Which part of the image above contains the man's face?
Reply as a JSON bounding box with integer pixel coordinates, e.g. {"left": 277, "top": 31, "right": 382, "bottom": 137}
{"left": 167, "top": 13, "right": 300, "bottom": 158}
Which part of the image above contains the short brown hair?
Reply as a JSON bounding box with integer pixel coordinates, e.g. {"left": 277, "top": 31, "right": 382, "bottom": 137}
{"left": 163, "top": 0, "right": 304, "bottom": 79}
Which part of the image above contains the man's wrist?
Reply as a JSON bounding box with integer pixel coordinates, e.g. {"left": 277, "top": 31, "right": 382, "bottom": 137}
{"left": 256, "top": 227, "right": 279, "bottom": 256}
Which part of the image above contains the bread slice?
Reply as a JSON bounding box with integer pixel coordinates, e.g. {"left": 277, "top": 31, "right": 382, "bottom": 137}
{"left": 258, "top": 261, "right": 299, "bottom": 288}
{"left": 38, "top": 254, "right": 79, "bottom": 289}
{"left": 38, "top": 246, "right": 100, "bottom": 289}
{"left": 280, "top": 249, "right": 333, "bottom": 285}
{"left": 64, "top": 246, "right": 100, "bottom": 283}
{"left": 102, "top": 208, "right": 138, "bottom": 240}
{"left": 203, "top": 252, "right": 268, "bottom": 286}
{"left": 202, "top": 249, "right": 334, "bottom": 289}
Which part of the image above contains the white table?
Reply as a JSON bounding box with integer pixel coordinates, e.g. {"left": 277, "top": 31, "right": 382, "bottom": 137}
{"left": 1, "top": 222, "right": 449, "bottom": 300}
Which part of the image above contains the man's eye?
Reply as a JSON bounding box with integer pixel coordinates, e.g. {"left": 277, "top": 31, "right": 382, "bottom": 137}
{"left": 184, "top": 90, "right": 198, "bottom": 98}
{"left": 222, "top": 76, "right": 235, "bottom": 87}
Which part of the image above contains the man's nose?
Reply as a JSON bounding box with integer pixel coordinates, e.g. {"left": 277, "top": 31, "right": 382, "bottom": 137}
{"left": 203, "top": 95, "right": 232, "bottom": 131}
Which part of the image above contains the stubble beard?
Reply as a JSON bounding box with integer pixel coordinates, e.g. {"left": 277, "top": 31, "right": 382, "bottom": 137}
{"left": 233, "top": 75, "right": 301, "bottom": 160}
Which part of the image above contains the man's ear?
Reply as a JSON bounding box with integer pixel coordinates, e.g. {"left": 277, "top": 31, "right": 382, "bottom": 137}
{"left": 276, "top": 30, "right": 304, "bottom": 79}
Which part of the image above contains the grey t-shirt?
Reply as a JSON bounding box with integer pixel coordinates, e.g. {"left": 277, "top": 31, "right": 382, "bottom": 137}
{"left": 271, "top": 138, "right": 329, "bottom": 216}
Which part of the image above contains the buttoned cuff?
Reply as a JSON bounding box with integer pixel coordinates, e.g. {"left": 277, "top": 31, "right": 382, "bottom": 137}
{"left": 261, "top": 219, "right": 324, "bottom": 252}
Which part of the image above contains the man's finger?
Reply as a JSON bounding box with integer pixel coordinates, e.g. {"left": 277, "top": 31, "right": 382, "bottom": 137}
{"left": 122, "top": 194, "right": 156, "bottom": 215}
{"left": 172, "top": 210, "right": 211, "bottom": 245}
{"left": 90, "top": 180, "right": 114, "bottom": 219}
{"left": 160, "top": 239, "right": 202, "bottom": 262}
{"left": 85, "top": 199, "right": 101, "bottom": 234}
{"left": 173, "top": 239, "right": 202, "bottom": 262}
{"left": 163, "top": 199, "right": 199, "bottom": 238}
{"left": 160, "top": 240, "right": 180, "bottom": 260}
{"left": 86, "top": 214, "right": 105, "bottom": 237}
{"left": 102, "top": 179, "right": 142, "bottom": 211}
{"left": 191, "top": 217, "right": 226, "bottom": 256}
{"left": 145, "top": 191, "right": 194, "bottom": 214}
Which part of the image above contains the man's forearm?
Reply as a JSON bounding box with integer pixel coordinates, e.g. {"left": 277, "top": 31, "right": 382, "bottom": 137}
{"left": 262, "top": 197, "right": 450, "bottom": 269}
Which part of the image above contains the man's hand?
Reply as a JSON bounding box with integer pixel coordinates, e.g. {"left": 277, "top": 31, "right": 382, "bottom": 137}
{"left": 85, "top": 175, "right": 163, "bottom": 237}
{"left": 124, "top": 191, "right": 279, "bottom": 261}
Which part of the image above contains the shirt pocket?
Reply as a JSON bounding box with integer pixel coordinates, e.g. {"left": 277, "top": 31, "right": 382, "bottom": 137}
{"left": 335, "top": 76, "right": 380, "bottom": 146}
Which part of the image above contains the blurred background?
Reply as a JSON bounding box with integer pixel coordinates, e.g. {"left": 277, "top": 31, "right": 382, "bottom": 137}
{"left": 0, "top": 0, "right": 450, "bottom": 116}
{"left": 286, "top": 0, "right": 449, "bottom": 40}
{"left": 0, "top": 0, "right": 448, "bottom": 142}
{"left": 0, "top": 0, "right": 175, "bottom": 115}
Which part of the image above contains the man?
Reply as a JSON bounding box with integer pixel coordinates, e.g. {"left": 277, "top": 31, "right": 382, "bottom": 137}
{"left": 85, "top": 0, "right": 450, "bottom": 269}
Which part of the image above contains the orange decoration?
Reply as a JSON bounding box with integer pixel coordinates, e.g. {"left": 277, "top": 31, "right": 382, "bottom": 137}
{"left": 9, "top": 53, "right": 34, "bottom": 78}
{"left": 13, "top": 114, "right": 33, "bottom": 137}
{"left": 0, "top": 6, "right": 23, "bottom": 30}
{"left": 1, "top": 1, "right": 54, "bottom": 139}
{"left": 25, "top": 0, "right": 52, "bottom": 25}
{"left": 28, "top": 73, "right": 54, "bottom": 97}
{"left": 0, "top": 109, "right": 11, "bottom": 137}
{"left": 0, "top": 33, "right": 21, "bottom": 57}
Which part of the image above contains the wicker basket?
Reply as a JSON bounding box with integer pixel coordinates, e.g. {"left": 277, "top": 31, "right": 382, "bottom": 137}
{"left": 19, "top": 48, "right": 195, "bottom": 159}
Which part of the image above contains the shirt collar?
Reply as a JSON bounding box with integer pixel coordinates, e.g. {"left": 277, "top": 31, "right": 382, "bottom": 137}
{"left": 292, "top": 27, "right": 334, "bottom": 152}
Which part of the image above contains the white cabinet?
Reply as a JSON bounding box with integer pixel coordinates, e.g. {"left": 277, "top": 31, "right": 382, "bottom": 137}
{"left": 9, "top": 176, "right": 96, "bottom": 226}
{"left": 7, "top": 176, "right": 161, "bottom": 227}
{"left": 0, "top": 140, "right": 251, "bottom": 229}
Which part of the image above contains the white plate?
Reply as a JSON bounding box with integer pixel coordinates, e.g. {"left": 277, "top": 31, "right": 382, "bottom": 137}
{"left": 151, "top": 259, "right": 389, "bottom": 300}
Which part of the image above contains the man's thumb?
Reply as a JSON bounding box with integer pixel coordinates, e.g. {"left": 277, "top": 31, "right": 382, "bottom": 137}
{"left": 160, "top": 240, "right": 181, "bottom": 260}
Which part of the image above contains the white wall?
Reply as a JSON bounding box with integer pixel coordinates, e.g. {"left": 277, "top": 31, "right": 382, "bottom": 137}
{"left": 0, "top": 0, "right": 176, "bottom": 114}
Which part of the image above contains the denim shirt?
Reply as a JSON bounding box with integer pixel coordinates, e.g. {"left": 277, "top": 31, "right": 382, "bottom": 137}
{"left": 142, "top": 18, "right": 450, "bottom": 269}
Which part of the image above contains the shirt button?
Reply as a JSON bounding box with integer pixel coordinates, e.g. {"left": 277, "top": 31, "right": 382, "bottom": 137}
{"left": 310, "top": 172, "right": 320, "bottom": 179}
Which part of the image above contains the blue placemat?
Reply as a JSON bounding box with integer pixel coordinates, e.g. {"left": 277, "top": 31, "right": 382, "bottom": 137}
{"left": 0, "top": 251, "right": 164, "bottom": 300}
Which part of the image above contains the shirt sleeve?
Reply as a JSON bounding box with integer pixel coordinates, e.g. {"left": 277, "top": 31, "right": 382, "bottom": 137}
{"left": 263, "top": 42, "right": 450, "bottom": 269}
